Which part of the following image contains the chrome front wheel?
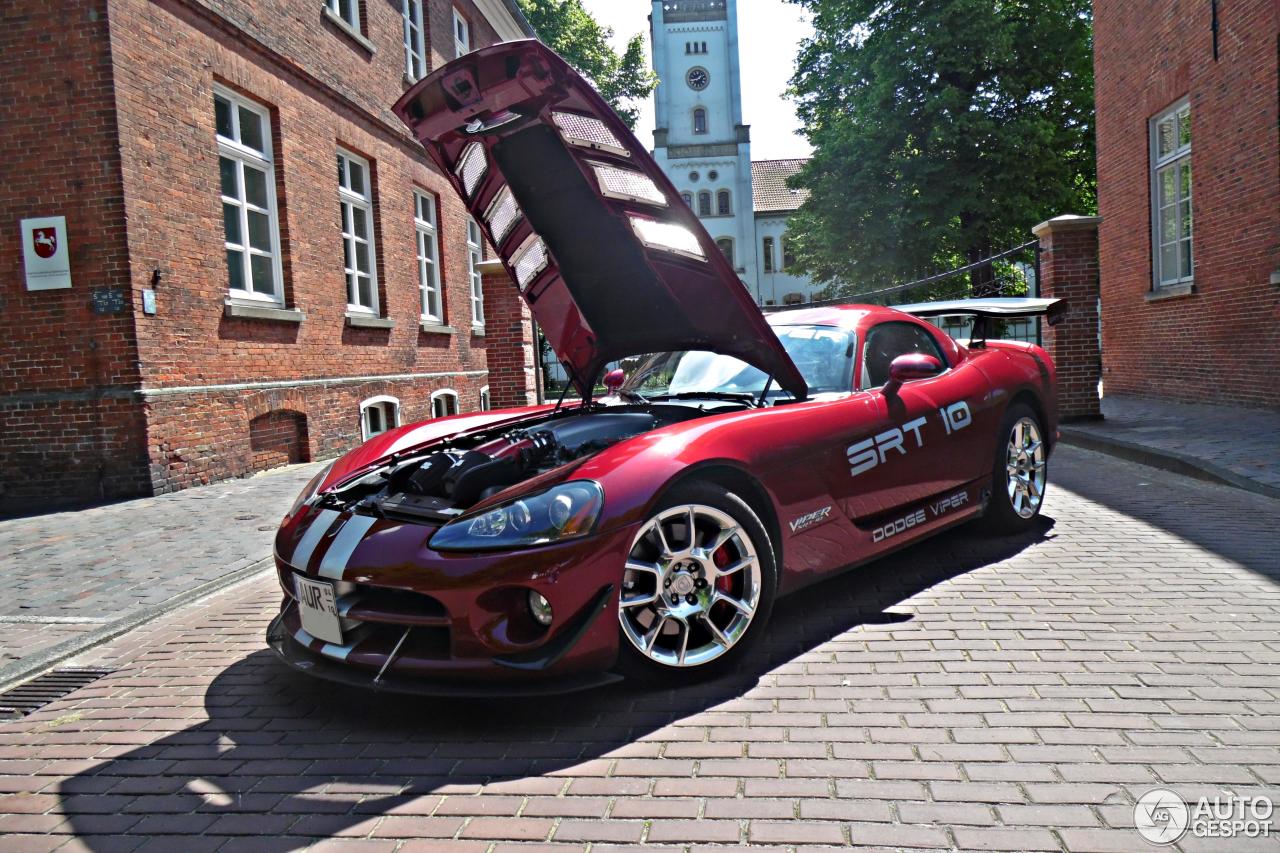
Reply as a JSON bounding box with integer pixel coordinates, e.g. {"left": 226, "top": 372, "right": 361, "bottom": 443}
{"left": 1005, "top": 416, "right": 1047, "bottom": 519}
{"left": 619, "top": 502, "right": 764, "bottom": 669}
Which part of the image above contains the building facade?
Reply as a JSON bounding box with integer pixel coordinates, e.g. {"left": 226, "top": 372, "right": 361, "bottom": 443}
{"left": 1093, "top": 0, "right": 1279, "bottom": 408}
{"left": 648, "top": 0, "right": 818, "bottom": 307}
{"left": 0, "top": 0, "right": 535, "bottom": 513}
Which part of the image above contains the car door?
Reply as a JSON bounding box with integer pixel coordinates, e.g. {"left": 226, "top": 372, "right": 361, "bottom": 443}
{"left": 833, "top": 320, "right": 990, "bottom": 524}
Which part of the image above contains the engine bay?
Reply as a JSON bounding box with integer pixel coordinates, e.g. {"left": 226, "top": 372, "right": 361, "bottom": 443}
{"left": 314, "top": 404, "right": 732, "bottom": 522}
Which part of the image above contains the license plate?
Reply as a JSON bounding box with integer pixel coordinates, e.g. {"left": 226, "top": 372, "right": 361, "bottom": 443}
{"left": 295, "top": 576, "right": 343, "bottom": 645}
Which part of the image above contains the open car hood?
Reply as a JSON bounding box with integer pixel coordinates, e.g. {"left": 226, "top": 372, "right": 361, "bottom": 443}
{"left": 393, "top": 40, "right": 807, "bottom": 400}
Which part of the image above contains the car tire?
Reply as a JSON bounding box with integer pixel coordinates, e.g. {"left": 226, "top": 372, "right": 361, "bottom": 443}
{"left": 615, "top": 480, "right": 778, "bottom": 685}
{"left": 979, "top": 402, "right": 1048, "bottom": 534}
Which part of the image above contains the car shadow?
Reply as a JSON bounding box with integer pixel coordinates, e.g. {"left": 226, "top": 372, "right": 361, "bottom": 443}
{"left": 57, "top": 516, "right": 1054, "bottom": 849}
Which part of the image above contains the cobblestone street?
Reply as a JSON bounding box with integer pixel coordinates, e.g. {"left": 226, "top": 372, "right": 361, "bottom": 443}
{"left": 1, "top": 446, "right": 1278, "bottom": 851}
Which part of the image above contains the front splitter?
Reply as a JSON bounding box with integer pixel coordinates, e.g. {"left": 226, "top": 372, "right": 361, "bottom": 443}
{"left": 266, "top": 612, "right": 623, "bottom": 698}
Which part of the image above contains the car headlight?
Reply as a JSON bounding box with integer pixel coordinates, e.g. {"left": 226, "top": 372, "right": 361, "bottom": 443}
{"left": 430, "top": 481, "right": 604, "bottom": 552}
{"left": 286, "top": 461, "right": 335, "bottom": 519}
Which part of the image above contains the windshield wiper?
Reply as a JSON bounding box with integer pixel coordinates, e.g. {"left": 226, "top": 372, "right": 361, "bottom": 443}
{"left": 649, "top": 391, "right": 759, "bottom": 404}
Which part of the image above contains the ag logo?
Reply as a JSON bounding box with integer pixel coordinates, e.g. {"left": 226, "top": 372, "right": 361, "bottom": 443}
{"left": 32, "top": 227, "right": 58, "bottom": 259}
{"left": 1134, "top": 789, "right": 1189, "bottom": 845}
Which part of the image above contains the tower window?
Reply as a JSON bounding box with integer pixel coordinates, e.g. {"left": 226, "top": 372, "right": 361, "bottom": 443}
{"left": 697, "top": 192, "right": 712, "bottom": 217}
{"left": 681, "top": 191, "right": 693, "bottom": 207}
{"left": 716, "top": 190, "right": 731, "bottom": 216}
{"left": 693, "top": 108, "right": 707, "bottom": 135}
{"left": 762, "top": 236, "right": 775, "bottom": 273}
{"left": 716, "top": 238, "right": 734, "bottom": 266}
{"left": 701, "top": 42, "right": 707, "bottom": 53}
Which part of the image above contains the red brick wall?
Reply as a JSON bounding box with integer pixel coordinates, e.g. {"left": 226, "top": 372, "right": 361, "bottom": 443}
{"left": 1035, "top": 217, "right": 1103, "bottom": 421}
{"left": 0, "top": 0, "right": 151, "bottom": 512}
{"left": 480, "top": 263, "right": 539, "bottom": 409}
{"left": 1094, "top": 0, "right": 1280, "bottom": 408}
{"left": 102, "top": 0, "right": 514, "bottom": 491}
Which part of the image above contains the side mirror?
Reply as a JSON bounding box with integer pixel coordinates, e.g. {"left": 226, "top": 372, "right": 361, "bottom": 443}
{"left": 882, "top": 354, "right": 942, "bottom": 396}
{"left": 603, "top": 369, "right": 626, "bottom": 396}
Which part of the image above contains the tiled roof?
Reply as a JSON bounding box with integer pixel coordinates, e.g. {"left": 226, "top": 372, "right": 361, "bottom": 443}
{"left": 751, "top": 159, "right": 809, "bottom": 214}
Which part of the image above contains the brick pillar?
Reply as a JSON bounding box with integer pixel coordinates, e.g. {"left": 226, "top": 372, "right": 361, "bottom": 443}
{"left": 479, "top": 260, "right": 539, "bottom": 409}
{"left": 1032, "top": 215, "right": 1102, "bottom": 421}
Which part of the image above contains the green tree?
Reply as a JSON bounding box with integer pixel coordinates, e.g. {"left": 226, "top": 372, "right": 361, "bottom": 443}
{"left": 787, "top": 0, "right": 1095, "bottom": 296}
{"left": 518, "top": 0, "right": 656, "bottom": 129}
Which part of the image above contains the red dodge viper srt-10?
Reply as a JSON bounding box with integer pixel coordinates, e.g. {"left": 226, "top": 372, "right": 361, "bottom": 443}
{"left": 267, "top": 41, "right": 1063, "bottom": 694}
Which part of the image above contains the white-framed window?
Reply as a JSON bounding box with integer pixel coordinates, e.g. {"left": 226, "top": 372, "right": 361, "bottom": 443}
{"left": 467, "top": 218, "right": 484, "bottom": 328}
{"left": 479, "top": 386, "right": 491, "bottom": 411}
{"left": 402, "top": 0, "right": 427, "bottom": 81}
{"left": 337, "top": 150, "right": 379, "bottom": 314}
{"left": 360, "top": 395, "right": 400, "bottom": 440}
{"left": 693, "top": 108, "right": 707, "bottom": 135}
{"left": 782, "top": 233, "right": 796, "bottom": 270}
{"left": 431, "top": 389, "right": 460, "bottom": 418}
{"left": 414, "top": 190, "right": 442, "bottom": 322}
{"left": 1150, "top": 100, "right": 1192, "bottom": 288}
{"left": 762, "top": 236, "right": 775, "bottom": 273}
{"left": 453, "top": 7, "right": 471, "bottom": 58}
{"left": 216, "top": 87, "right": 284, "bottom": 303}
{"left": 326, "top": 0, "right": 360, "bottom": 32}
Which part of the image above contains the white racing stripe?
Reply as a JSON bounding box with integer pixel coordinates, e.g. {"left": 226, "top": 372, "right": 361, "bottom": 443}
{"left": 293, "top": 627, "right": 354, "bottom": 662}
{"left": 318, "top": 515, "right": 378, "bottom": 580}
{"left": 290, "top": 509, "right": 339, "bottom": 570}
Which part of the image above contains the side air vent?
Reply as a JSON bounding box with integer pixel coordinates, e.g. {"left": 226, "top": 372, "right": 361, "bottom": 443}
{"left": 0, "top": 668, "right": 112, "bottom": 720}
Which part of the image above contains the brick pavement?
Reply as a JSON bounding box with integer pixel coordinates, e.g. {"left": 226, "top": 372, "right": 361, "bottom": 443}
{"left": 1, "top": 446, "right": 1278, "bottom": 851}
{"left": 1062, "top": 394, "right": 1280, "bottom": 497}
{"left": 0, "top": 461, "right": 325, "bottom": 681}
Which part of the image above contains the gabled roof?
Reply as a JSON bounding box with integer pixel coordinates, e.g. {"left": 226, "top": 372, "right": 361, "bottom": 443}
{"left": 751, "top": 158, "right": 809, "bottom": 214}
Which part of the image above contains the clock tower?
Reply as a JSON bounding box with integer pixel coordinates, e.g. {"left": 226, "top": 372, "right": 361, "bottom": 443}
{"left": 649, "top": 0, "right": 759, "bottom": 296}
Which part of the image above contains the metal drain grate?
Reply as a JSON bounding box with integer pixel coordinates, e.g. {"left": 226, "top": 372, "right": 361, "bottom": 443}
{"left": 0, "top": 667, "right": 112, "bottom": 720}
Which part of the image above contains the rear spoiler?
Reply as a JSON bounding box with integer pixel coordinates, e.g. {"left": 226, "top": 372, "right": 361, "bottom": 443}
{"left": 893, "top": 297, "right": 1068, "bottom": 326}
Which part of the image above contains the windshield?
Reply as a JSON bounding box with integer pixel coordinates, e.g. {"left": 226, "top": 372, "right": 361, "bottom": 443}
{"left": 622, "top": 325, "right": 855, "bottom": 399}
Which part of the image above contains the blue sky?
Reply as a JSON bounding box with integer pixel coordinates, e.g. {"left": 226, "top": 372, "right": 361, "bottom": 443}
{"left": 578, "top": 0, "right": 813, "bottom": 160}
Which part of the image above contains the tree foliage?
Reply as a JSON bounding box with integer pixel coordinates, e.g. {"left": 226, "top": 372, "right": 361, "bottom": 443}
{"left": 786, "top": 0, "right": 1095, "bottom": 295}
{"left": 517, "top": 0, "right": 656, "bottom": 129}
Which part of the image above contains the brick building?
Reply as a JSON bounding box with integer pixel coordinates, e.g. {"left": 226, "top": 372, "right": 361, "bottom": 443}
{"left": 0, "top": 0, "right": 537, "bottom": 513}
{"left": 1093, "top": 0, "right": 1279, "bottom": 408}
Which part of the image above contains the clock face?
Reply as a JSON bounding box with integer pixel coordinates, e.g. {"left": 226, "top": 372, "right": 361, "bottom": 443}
{"left": 686, "top": 67, "right": 710, "bottom": 91}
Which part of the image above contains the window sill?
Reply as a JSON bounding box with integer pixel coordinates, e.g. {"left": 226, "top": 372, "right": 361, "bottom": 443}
{"left": 470, "top": 325, "right": 486, "bottom": 337}
{"left": 345, "top": 312, "right": 395, "bottom": 329}
{"left": 224, "top": 299, "right": 305, "bottom": 323}
{"left": 322, "top": 7, "right": 376, "bottom": 54}
{"left": 1145, "top": 283, "right": 1195, "bottom": 302}
{"left": 420, "top": 322, "right": 456, "bottom": 335}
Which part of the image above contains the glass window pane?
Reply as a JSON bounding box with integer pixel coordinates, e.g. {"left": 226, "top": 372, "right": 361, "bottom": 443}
{"left": 226, "top": 249, "right": 245, "bottom": 290}
{"left": 1178, "top": 107, "right": 1191, "bottom": 148}
{"left": 358, "top": 276, "right": 373, "bottom": 306}
{"left": 250, "top": 253, "right": 274, "bottom": 294}
{"left": 343, "top": 238, "right": 353, "bottom": 271}
{"left": 1179, "top": 162, "right": 1192, "bottom": 199}
{"left": 337, "top": 155, "right": 346, "bottom": 187}
{"left": 220, "top": 157, "right": 238, "bottom": 198}
{"left": 222, "top": 203, "right": 242, "bottom": 245}
{"left": 1179, "top": 241, "right": 1192, "bottom": 279}
{"left": 1159, "top": 245, "right": 1178, "bottom": 283}
{"left": 247, "top": 210, "right": 272, "bottom": 251}
{"left": 1158, "top": 168, "right": 1176, "bottom": 206}
{"left": 348, "top": 161, "right": 365, "bottom": 196}
{"left": 238, "top": 106, "right": 265, "bottom": 153}
{"left": 355, "top": 241, "right": 370, "bottom": 274}
{"left": 352, "top": 206, "right": 368, "bottom": 237}
{"left": 1160, "top": 208, "right": 1177, "bottom": 243}
{"left": 1157, "top": 117, "right": 1176, "bottom": 158}
{"left": 347, "top": 272, "right": 358, "bottom": 304}
{"left": 244, "top": 166, "right": 268, "bottom": 208}
{"left": 215, "top": 96, "right": 233, "bottom": 139}
{"left": 1179, "top": 201, "right": 1192, "bottom": 238}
